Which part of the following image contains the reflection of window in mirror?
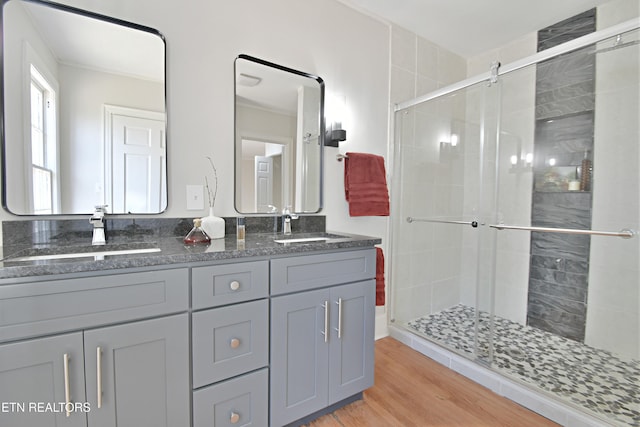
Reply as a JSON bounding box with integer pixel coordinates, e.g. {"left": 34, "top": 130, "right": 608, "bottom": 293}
{"left": 29, "top": 63, "right": 59, "bottom": 214}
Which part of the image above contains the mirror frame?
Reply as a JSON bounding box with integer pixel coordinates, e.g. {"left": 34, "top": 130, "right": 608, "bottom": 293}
{"left": 0, "top": 0, "right": 168, "bottom": 216}
{"left": 234, "top": 54, "right": 325, "bottom": 215}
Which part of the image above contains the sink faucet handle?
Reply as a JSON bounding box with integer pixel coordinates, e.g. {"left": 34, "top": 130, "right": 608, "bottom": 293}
{"left": 94, "top": 204, "right": 108, "bottom": 213}
{"left": 282, "top": 206, "right": 298, "bottom": 218}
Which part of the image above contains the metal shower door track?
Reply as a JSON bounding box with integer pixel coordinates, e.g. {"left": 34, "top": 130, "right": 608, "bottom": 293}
{"left": 394, "top": 17, "right": 640, "bottom": 112}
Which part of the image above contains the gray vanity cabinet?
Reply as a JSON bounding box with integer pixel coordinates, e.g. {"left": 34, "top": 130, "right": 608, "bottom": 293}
{"left": 0, "top": 333, "right": 87, "bottom": 427}
{"left": 0, "top": 268, "right": 190, "bottom": 427}
{"left": 191, "top": 260, "right": 270, "bottom": 427}
{"left": 84, "top": 314, "right": 189, "bottom": 427}
{"left": 0, "top": 314, "right": 189, "bottom": 427}
{"left": 269, "top": 249, "right": 376, "bottom": 427}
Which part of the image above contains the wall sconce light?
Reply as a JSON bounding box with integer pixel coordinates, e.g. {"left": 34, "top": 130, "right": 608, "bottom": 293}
{"left": 440, "top": 134, "right": 460, "bottom": 153}
{"left": 325, "top": 122, "right": 347, "bottom": 147}
{"left": 325, "top": 94, "right": 347, "bottom": 147}
{"left": 509, "top": 151, "right": 533, "bottom": 172}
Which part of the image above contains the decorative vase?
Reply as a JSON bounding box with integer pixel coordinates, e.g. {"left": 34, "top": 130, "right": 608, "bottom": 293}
{"left": 200, "top": 207, "right": 225, "bottom": 239}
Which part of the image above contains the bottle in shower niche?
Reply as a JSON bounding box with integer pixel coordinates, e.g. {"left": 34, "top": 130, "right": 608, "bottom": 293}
{"left": 183, "top": 218, "right": 211, "bottom": 245}
{"left": 580, "top": 151, "right": 592, "bottom": 191}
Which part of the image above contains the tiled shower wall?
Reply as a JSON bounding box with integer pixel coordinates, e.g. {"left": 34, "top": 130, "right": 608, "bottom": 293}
{"left": 526, "top": 10, "right": 596, "bottom": 342}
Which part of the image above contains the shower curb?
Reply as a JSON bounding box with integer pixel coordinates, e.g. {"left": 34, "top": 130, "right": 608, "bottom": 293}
{"left": 387, "top": 325, "right": 614, "bottom": 427}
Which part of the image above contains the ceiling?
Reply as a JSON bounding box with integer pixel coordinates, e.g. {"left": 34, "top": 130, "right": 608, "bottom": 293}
{"left": 337, "top": 0, "right": 613, "bottom": 57}
{"left": 20, "top": 1, "right": 164, "bottom": 82}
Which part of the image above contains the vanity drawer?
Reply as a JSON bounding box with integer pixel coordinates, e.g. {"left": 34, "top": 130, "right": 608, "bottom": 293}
{"left": 192, "top": 299, "right": 268, "bottom": 388}
{"left": 0, "top": 268, "right": 189, "bottom": 343}
{"left": 191, "top": 261, "right": 268, "bottom": 309}
{"left": 270, "top": 248, "right": 376, "bottom": 295}
{"left": 193, "top": 368, "right": 268, "bottom": 427}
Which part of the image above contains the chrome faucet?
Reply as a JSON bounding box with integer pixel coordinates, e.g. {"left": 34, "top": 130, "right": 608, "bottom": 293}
{"left": 90, "top": 205, "right": 108, "bottom": 245}
{"left": 282, "top": 206, "right": 299, "bottom": 235}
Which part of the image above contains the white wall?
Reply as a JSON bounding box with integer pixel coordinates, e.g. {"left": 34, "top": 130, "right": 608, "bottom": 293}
{"left": 58, "top": 65, "right": 164, "bottom": 213}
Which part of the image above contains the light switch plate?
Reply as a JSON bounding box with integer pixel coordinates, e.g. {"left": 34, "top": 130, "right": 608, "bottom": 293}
{"left": 186, "top": 185, "right": 204, "bottom": 210}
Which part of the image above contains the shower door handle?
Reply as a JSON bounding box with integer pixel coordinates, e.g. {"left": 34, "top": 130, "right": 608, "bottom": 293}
{"left": 407, "top": 217, "right": 479, "bottom": 228}
{"left": 489, "top": 224, "right": 635, "bottom": 239}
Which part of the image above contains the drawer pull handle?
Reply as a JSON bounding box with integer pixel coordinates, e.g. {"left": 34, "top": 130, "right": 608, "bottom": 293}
{"left": 334, "top": 298, "right": 343, "bottom": 339}
{"left": 97, "top": 347, "right": 102, "bottom": 409}
{"left": 230, "top": 338, "right": 241, "bottom": 349}
{"left": 230, "top": 411, "right": 240, "bottom": 424}
{"left": 63, "top": 353, "right": 71, "bottom": 417}
{"left": 229, "top": 280, "right": 241, "bottom": 291}
{"left": 321, "top": 301, "right": 329, "bottom": 343}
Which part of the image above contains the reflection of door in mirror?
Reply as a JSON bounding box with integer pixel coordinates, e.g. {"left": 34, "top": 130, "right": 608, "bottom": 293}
{"left": 105, "top": 106, "right": 166, "bottom": 214}
{"left": 240, "top": 139, "right": 288, "bottom": 213}
{"left": 2, "top": 0, "right": 167, "bottom": 215}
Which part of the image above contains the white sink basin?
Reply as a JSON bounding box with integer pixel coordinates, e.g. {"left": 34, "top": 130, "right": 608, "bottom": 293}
{"left": 10, "top": 247, "right": 161, "bottom": 262}
{"left": 273, "top": 233, "right": 349, "bottom": 244}
{"left": 273, "top": 237, "right": 333, "bottom": 244}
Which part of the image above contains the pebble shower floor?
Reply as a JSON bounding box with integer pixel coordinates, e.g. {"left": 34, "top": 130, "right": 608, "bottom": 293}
{"left": 406, "top": 304, "right": 640, "bottom": 426}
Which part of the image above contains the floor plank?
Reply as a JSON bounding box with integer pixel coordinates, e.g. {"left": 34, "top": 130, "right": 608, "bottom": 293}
{"left": 306, "top": 337, "right": 559, "bottom": 427}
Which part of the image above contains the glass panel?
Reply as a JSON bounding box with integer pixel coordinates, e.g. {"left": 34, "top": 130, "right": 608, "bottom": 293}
{"left": 32, "top": 166, "right": 52, "bottom": 214}
{"left": 30, "top": 83, "right": 45, "bottom": 167}
{"left": 491, "top": 29, "right": 640, "bottom": 426}
{"left": 391, "top": 80, "right": 498, "bottom": 361}
{"left": 392, "top": 26, "right": 639, "bottom": 427}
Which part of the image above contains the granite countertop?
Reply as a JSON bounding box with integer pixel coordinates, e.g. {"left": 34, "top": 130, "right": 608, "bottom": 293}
{"left": 0, "top": 231, "right": 381, "bottom": 280}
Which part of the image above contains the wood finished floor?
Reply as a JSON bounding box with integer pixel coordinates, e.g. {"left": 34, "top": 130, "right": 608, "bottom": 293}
{"left": 306, "top": 337, "right": 559, "bottom": 427}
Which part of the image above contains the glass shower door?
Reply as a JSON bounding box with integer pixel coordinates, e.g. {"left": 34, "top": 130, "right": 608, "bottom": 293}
{"left": 489, "top": 29, "right": 640, "bottom": 426}
{"left": 390, "top": 79, "right": 501, "bottom": 363}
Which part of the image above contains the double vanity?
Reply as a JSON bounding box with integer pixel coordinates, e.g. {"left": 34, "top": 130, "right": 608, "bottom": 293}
{"left": 0, "top": 219, "right": 380, "bottom": 427}
{"left": 0, "top": 0, "right": 375, "bottom": 425}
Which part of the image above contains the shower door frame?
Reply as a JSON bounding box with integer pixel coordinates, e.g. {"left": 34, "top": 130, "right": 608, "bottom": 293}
{"left": 389, "top": 15, "right": 640, "bottom": 341}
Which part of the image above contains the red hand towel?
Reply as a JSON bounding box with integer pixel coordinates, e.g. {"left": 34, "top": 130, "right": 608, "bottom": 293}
{"left": 344, "top": 152, "right": 390, "bottom": 216}
{"left": 376, "top": 247, "right": 385, "bottom": 306}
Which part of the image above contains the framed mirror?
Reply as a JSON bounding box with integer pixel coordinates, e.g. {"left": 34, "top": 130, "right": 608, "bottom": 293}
{"left": 1, "top": 0, "right": 167, "bottom": 215}
{"left": 234, "top": 54, "right": 324, "bottom": 214}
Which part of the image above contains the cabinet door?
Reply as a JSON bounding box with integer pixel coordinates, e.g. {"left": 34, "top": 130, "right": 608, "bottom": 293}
{"left": 328, "top": 280, "right": 375, "bottom": 404}
{"left": 84, "top": 314, "right": 189, "bottom": 427}
{"left": 0, "top": 333, "right": 86, "bottom": 427}
{"left": 270, "top": 288, "right": 330, "bottom": 427}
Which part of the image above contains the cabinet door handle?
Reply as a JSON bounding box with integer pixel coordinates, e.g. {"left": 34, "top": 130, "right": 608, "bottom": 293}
{"left": 97, "top": 347, "right": 102, "bottom": 409}
{"left": 334, "top": 298, "right": 343, "bottom": 339}
{"left": 230, "top": 411, "right": 240, "bottom": 424}
{"left": 321, "top": 301, "right": 329, "bottom": 343}
{"left": 229, "top": 338, "right": 240, "bottom": 349}
{"left": 229, "top": 280, "right": 240, "bottom": 291}
{"left": 63, "top": 353, "right": 71, "bottom": 417}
